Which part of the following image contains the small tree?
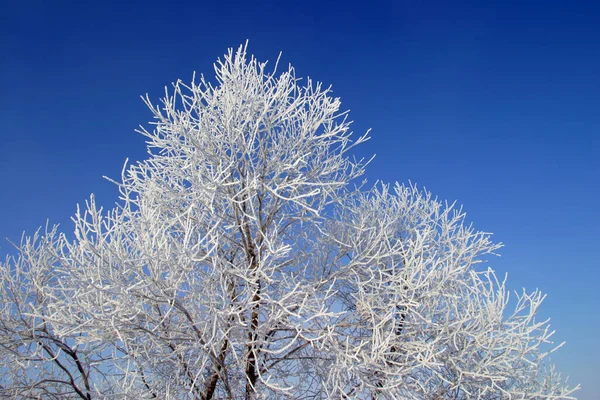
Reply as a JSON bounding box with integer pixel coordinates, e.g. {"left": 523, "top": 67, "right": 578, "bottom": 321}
{"left": 0, "top": 45, "right": 578, "bottom": 399}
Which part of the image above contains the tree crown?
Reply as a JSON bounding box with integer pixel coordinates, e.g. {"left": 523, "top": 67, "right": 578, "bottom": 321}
{"left": 0, "top": 44, "right": 578, "bottom": 399}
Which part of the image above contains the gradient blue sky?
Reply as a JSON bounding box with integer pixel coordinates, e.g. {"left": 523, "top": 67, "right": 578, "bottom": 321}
{"left": 1, "top": 0, "right": 598, "bottom": 397}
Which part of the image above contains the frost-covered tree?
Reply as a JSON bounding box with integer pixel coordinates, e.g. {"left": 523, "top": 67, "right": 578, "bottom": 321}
{"left": 0, "top": 45, "right": 579, "bottom": 399}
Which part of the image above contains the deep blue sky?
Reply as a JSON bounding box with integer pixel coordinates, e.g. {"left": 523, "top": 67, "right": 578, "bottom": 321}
{"left": 1, "top": 0, "right": 598, "bottom": 397}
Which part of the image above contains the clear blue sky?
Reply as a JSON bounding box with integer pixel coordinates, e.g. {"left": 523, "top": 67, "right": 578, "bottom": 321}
{"left": 1, "top": 1, "right": 598, "bottom": 397}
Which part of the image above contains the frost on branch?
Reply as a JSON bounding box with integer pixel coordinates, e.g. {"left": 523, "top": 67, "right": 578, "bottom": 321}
{"left": 0, "top": 44, "right": 578, "bottom": 399}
